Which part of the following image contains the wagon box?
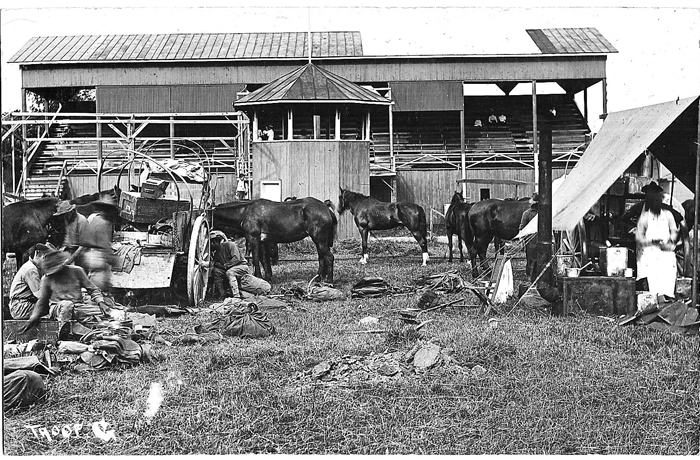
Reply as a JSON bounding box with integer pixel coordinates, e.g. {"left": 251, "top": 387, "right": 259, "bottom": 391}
{"left": 119, "top": 191, "right": 189, "bottom": 224}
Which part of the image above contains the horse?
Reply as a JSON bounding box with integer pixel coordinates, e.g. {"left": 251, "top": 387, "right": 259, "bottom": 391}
{"left": 212, "top": 197, "right": 337, "bottom": 282}
{"left": 338, "top": 188, "right": 429, "bottom": 265}
{"left": 2, "top": 196, "right": 61, "bottom": 263}
{"left": 69, "top": 185, "right": 121, "bottom": 206}
{"left": 445, "top": 190, "right": 473, "bottom": 262}
{"left": 468, "top": 197, "right": 530, "bottom": 277}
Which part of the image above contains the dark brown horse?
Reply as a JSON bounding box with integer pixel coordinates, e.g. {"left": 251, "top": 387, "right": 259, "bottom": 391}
{"left": 338, "top": 188, "right": 428, "bottom": 265}
{"left": 212, "top": 197, "right": 337, "bottom": 282}
{"left": 468, "top": 197, "right": 530, "bottom": 277}
{"left": 445, "top": 190, "right": 473, "bottom": 262}
{"left": 2, "top": 196, "right": 61, "bottom": 263}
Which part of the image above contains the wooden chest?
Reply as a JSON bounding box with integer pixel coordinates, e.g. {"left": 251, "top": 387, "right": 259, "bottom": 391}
{"left": 119, "top": 191, "right": 189, "bottom": 224}
{"left": 562, "top": 276, "right": 636, "bottom": 316}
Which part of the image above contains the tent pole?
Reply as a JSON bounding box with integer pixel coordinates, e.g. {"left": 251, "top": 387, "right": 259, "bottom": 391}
{"left": 693, "top": 101, "right": 700, "bottom": 312}
{"left": 460, "top": 110, "right": 466, "bottom": 198}
{"left": 537, "top": 124, "right": 553, "bottom": 288}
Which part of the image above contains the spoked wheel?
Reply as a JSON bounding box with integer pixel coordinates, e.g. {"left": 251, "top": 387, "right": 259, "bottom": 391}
{"left": 187, "top": 214, "right": 211, "bottom": 306}
{"left": 554, "top": 220, "right": 589, "bottom": 268}
{"left": 676, "top": 222, "right": 691, "bottom": 277}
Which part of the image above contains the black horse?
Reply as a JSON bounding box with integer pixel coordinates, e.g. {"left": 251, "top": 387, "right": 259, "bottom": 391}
{"left": 468, "top": 197, "right": 530, "bottom": 277}
{"left": 445, "top": 190, "right": 473, "bottom": 262}
{"left": 212, "top": 197, "right": 337, "bottom": 282}
{"left": 338, "top": 188, "right": 429, "bottom": 265}
{"left": 2, "top": 196, "right": 61, "bottom": 263}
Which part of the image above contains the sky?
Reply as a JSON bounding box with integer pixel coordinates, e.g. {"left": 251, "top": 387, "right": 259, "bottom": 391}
{"left": 1, "top": 1, "right": 699, "bottom": 134}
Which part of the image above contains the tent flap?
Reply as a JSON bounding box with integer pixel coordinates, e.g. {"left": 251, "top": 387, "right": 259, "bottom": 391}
{"left": 550, "top": 96, "right": 699, "bottom": 232}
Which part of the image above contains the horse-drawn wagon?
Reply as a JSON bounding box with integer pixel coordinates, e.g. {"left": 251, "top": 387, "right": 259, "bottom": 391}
{"left": 103, "top": 149, "right": 213, "bottom": 307}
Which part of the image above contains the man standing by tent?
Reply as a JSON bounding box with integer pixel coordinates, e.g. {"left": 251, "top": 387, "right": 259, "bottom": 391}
{"left": 636, "top": 181, "right": 678, "bottom": 299}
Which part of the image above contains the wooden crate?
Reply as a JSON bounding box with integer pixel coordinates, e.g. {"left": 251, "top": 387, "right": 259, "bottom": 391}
{"left": 119, "top": 191, "right": 190, "bottom": 224}
{"left": 562, "top": 276, "right": 636, "bottom": 316}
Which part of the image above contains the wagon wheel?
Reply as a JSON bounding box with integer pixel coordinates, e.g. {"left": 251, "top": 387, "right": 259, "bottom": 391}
{"left": 554, "top": 220, "right": 589, "bottom": 268}
{"left": 187, "top": 214, "right": 211, "bottom": 306}
{"left": 676, "top": 222, "right": 691, "bottom": 277}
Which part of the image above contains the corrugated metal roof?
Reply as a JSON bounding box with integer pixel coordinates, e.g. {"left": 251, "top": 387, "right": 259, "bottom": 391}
{"left": 8, "top": 31, "right": 363, "bottom": 63}
{"left": 526, "top": 28, "right": 617, "bottom": 54}
{"left": 235, "top": 63, "right": 390, "bottom": 106}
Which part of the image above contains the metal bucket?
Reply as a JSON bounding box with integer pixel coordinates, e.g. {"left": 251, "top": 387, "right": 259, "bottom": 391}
{"left": 556, "top": 255, "right": 575, "bottom": 276}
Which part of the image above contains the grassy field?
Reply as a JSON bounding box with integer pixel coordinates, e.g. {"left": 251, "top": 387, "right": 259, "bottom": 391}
{"left": 3, "top": 237, "right": 699, "bottom": 455}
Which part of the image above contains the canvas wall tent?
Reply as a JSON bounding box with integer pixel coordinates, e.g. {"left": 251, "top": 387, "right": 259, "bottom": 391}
{"left": 519, "top": 95, "right": 700, "bottom": 237}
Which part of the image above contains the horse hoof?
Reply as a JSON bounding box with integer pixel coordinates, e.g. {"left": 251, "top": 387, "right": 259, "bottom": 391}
{"left": 360, "top": 259, "right": 367, "bottom": 265}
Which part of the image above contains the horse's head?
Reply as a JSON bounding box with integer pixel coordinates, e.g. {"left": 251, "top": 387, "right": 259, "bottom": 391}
{"left": 451, "top": 190, "right": 464, "bottom": 205}
{"left": 337, "top": 187, "right": 349, "bottom": 214}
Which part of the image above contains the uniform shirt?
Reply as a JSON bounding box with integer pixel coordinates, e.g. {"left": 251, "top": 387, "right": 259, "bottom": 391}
{"left": 236, "top": 180, "right": 247, "bottom": 193}
{"left": 83, "top": 213, "right": 113, "bottom": 250}
{"left": 63, "top": 213, "right": 89, "bottom": 248}
{"left": 34, "top": 265, "right": 105, "bottom": 313}
{"left": 520, "top": 207, "right": 538, "bottom": 231}
{"left": 214, "top": 240, "right": 247, "bottom": 270}
{"left": 9, "top": 259, "right": 42, "bottom": 302}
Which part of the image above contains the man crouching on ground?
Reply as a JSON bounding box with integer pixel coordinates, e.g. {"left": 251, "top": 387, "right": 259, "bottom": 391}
{"left": 210, "top": 231, "right": 271, "bottom": 299}
{"left": 19, "top": 249, "right": 110, "bottom": 337}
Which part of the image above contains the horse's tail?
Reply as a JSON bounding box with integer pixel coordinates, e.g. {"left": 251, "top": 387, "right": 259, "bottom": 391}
{"left": 445, "top": 204, "right": 455, "bottom": 234}
{"left": 324, "top": 199, "right": 338, "bottom": 246}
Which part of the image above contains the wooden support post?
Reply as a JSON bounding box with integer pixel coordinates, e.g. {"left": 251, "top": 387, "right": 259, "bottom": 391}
{"left": 583, "top": 87, "right": 588, "bottom": 124}
{"left": 366, "top": 111, "right": 371, "bottom": 141}
{"left": 169, "top": 116, "right": 175, "bottom": 159}
{"left": 21, "top": 89, "right": 27, "bottom": 197}
{"left": 389, "top": 97, "right": 394, "bottom": 172}
{"left": 335, "top": 108, "right": 340, "bottom": 140}
{"left": 253, "top": 111, "right": 259, "bottom": 141}
{"left": 602, "top": 78, "right": 608, "bottom": 116}
{"left": 11, "top": 129, "right": 16, "bottom": 193}
{"left": 693, "top": 101, "right": 700, "bottom": 313}
{"left": 537, "top": 124, "right": 553, "bottom": 288}
{"left": 460, "top": 110, "right": 466, "bottom": 197}
{"left": 96, "top": 116, "right": 103, "bottom": 178}
{"left": 313, "top": 114, "right": 321, "bottom": 140}
{"left": 532, "top": 80, "right": 538, "bottom": 187}
{"left": 287, "top": 108, "right": 293, "bottom": 140}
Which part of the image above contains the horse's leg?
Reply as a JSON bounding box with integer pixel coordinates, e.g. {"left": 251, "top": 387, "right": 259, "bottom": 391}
{"left": 248, "top": 235, "right": 263, "bottom": 279}
{"left": 315, "top": 240, "right": 334, "bottom": 283}
{"left": 447, "top": 226, "right": 454, "bottom": 262}
{"left": 410, "top": 227, "right": 429, "bottom": 266}
{"left": 457, "top": 234, "right": 464, "bottom": 262}
{"left": 359, "top": 226, "right": 370, "bottom": 264}
{"left": 260, "top": 240, "right": 273, "bottom": 282}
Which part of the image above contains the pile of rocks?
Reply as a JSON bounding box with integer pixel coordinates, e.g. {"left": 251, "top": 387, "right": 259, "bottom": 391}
{"left": 296, "top": 341, "right": 487, "bottom": 384}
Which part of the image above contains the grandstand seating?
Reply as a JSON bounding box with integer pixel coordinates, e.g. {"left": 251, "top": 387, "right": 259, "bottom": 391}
{"left": 370, "top": 94, "right": 590, "bottom": 170}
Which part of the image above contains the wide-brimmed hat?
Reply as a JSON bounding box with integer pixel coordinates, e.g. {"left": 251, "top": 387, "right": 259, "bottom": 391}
{"left": 529, "top": 192, "right": 540, "bottom": 205}
{"left": 40, "top": 250, "right": 70, "bottom": 275}
{"left": 641, "top": 181, "right": 664, "bottom": 194}
{"left": 209, "top": 230, "right": 227, "bottom": 241}
{"left": 54, "top": 200, "right": 76, "bottom": 216}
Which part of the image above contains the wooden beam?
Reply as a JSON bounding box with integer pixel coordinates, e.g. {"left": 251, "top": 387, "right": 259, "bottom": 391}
{"left": 460, "top": 110, "right": 466, "bottom": 197}
{"left": 532, "top": 80, "right": 538, "bottom": 186}
{"left": 694, "top": 100, "right": 700, "bottom": 313}
{"left": 287, "top": 108, "right": 293, "bottom": 140}
{"left": 170, "top": 116, "right": 175, "bottom": 159}
{"left": 335, "top": 108, "right": 340, "bottom": 140}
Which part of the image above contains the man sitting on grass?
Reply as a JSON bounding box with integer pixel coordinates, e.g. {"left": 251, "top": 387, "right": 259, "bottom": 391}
{"left": 209, "top": 231, "right": 271, "bottom": 299}
{"left": 19, "top": 249, "right": 111, "bottom": 337}
{"left": 9, "top": 243, "right": 53, "bottom": 320}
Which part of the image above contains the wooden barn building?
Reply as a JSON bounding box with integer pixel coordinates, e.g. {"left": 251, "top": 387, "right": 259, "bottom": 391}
{"left": 5, "top": 29, "right": 616, "bottom": 238}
